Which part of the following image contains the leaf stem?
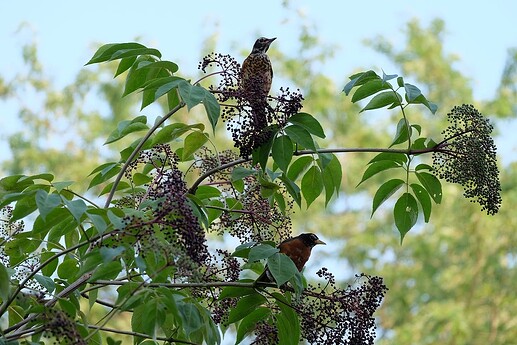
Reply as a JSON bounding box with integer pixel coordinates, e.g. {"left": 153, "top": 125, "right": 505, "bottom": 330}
{"left": 104, "top": 101, "right": 185, "bottom": 207}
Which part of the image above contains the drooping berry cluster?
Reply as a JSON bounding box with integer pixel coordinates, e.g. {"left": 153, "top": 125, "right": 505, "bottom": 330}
{"left": 198, "top": 53, "right": 304, "bottom": 157}
{"left": 0, "top": 206, "right": 47, "bottom": 294}
{"left": 300, "top": 272, "right": 387, "bottom": 345}
{"left": 41, "top": 308, "right": 86, "bottom": 345}
{"left": 121, "top": 145, "right": 210, "bottom": 274}
{"left": 197, "top": 149, "right": 293, "bottom": 243}
{"left": 432, "top": 104, "right": 502, "bottom": 215}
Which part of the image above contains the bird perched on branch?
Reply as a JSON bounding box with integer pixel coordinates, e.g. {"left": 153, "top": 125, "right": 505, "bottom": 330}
{"left": 240, "top": 37, "right": 276, "bottom": 127}
{"left": 256, "top": 233, "right": 326, "bottom": 283}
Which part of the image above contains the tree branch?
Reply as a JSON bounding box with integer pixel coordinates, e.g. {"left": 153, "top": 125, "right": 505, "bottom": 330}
{"left": 87, "top": 325, "right": 201, "bottom": 345}
{"left": 188, "top": 146, "right": 439, "bottom": 193}
{"left": 104, "top": 100, "right": 185, "bottom": 207}
{"left": 90, "top": 280, "right": 257, "bottom": 289}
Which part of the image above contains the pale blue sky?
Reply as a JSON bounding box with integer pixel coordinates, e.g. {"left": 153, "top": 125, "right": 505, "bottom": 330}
{"left": 1, "top": 3, "right": 515, "bottom": 343}
{"left": 2, "top": 1, "right": 516, "bottom": 165}
{"left": 1, "top": 1, "right": 516, "bottom": 156}
{"left": 2, "top": 1, "right": 516, "bottom": 96}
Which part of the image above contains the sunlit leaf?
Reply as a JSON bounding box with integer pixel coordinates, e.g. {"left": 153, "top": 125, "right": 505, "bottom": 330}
{"left": 372, "top": 179, "right": 405, "bottom": 217}
{"left": 394, "top": 192, "right": 419, "bottom": 242}
{"left": 301, "top": 165, "right": 323, "bottom": 207}
{"left": 272, "top": 135, "right": 294, "bottom": 172}
{"left": 416, "top": 171, "right": 442, "bottom": 204}
{"left": 410, "top": 183, "right": 432, "bottom": 222}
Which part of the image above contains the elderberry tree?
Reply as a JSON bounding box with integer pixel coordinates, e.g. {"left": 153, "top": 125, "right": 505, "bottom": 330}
{"left": 0, "top": 43, "right": 501, "bottom": 344}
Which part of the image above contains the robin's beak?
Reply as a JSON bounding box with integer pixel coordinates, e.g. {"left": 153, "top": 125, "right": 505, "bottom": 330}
{"left": 315, "top": 239, "right": 326, "bottom": 245}
{"left": 269, "top": 37, "right": 277, "bottom": 44}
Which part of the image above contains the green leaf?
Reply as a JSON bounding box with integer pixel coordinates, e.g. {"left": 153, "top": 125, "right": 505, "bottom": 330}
{"left": 288, "top": 112, "right": 325, "bottom": 138}
{"left": 276, "top": 295, "right": 300, "bottom": 345}
{"left": 252, "top": 132, "right": 275, "bottom": 170}
{"left": 86, "top": 210, "right": 108, "bottom": 234}
{"left": 41, "top": 250, "right": 59, "bottom": 276}
{"left": 11, "top": 193, "right": 39, "bottom": 222}
{"left": 0, "top": 262, "right": 10, "bottom": 302}
{"left": 151, "top": 123, "right": 204, "bottom": 146}
{"left": 382, "top": 71, "right": 398, "bottom": 81}
{"left": 34, "top": 274, "right": 55, "bottom": 293}
{"left": 301, "top": 165, "right": 323, "bottom": 207}
{"left": 89, "top": 260, "right": 122, "bottom": 282}
{"left": 218, "top": 286, "right": 256, "bottom": 300}
{"left": 404, "top": 83, "right": 438, "bottom": 114}
{"left": 415, "top": 171, "right": 442, "bottom": 204}
{"left": 357, "top": 160, "right": 400, "bottom": 186}
{"left": 391, "top": 118, "right": 410, "bottom": 147}
{"left": 178, "top": 82, "right": 204, "bottom": 110}
{"left": 284, "top": 124, "right": 316, "bottom": 151}
{"left": 182, "top": 131, "right": 208, "bottom": 161}
{"left": 62, "top": 198, "right": 87, "bottom": 223}
{"left": 415, "top": 163, "right": 433, "bottom": 171}
{"left": 371, "top": 179, "right": 405, "bottom": 217}
{"left": 267, "top": 253, "right": 300, "bottom": 287}
{"left": 322, "top": 154, "right": 342, "bottom": 205}
{"left": 114, "top": 55, "right": 137, "bottom": 77}
{"left": 279, "top": 174, "right": 302, "bottom": 207}
{"left": 368, "top": 152, "right": 408, "bottom": 165}
{"left": 394, "top": 192, "right": 419, "bottom": 242}
{"left": 248, "top": 244, "right": 279, "bottom": 262}
{"left": 195, "top": 185, "right": 221, "bottom": 200}
{"left": 404, "top": 83, "right": 421, "bottom": 102}
{"left": 227, "top": 293, "right": 267, "bottom": 324}
{"left": 99, "top": 181, "right": 131, "bottom": 196}
{"left": 141, "top": 76, "right": 184, "bottom": 109}
{"left": 351, "top": 79, "right": 392, "bottom": 103}
{"left": 231, "top": 167, "right": 256, "bottom": 181}
{"left": 360, "top": 91, "right": 401, "bottom": 113}
{"left": 201, "top": 89, "right": 220, "bottom": 132}
{"left": 123, "top": 57, "right": 163, "bottom": 97}
{"left": 397, "top": 76, "right": 404, "bottom": 87}
{"left": 105, "top": 116, "right": 148, "bottom": 144}
{"left": 232, "top": 241, "right": 257, "bottom": 258}
{"left": 258, "top": 175, "right": 280, "bottom": 199}
{"left": 86, "top": 43, "right": 161, "bottom": 65}
{"left": 88, "top": 163, "right": 121, "bottom": 190}
{"left": 52, "top": 181, "right": 73, "bottom": 192}
{"left": 342, "top": 70, "right": 380, "bottom": 95}
{"left": 287, "top": 156, "right": 313, "bottom": 181}
{"left": 272, "top": 135, "right": 293, "bottom": 172}
{"left": 132, "top": 300, "right": 161, "bottom": 337}
{"left": 100, "top": 246, "right": 126, "bottom": 263}
{"left": 236, "top": 308, "right": 271, "bottom": 344}
{"left": 57, "top": 258, "right": 79, "bottom": 280}
{"left": 35, "top": 190, "right": 61, "bottom": 221}
{"left": 410, "top": 183, "right": 432, "bottom": 222}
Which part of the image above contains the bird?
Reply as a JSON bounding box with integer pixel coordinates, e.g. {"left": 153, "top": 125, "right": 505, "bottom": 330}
{"left": 240, "top": 37, "right": 276, "bottom": 126}
{"left": 256, "top": 233, "right": 326, "bottom": 284}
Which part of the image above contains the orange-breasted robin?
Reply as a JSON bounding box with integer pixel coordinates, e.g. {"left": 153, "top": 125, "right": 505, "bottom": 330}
{"left": 257, "top": 233, "right": 326, "bottom": 283}
{"left": 240, "top": 37, "right": 276, "bottom": 126}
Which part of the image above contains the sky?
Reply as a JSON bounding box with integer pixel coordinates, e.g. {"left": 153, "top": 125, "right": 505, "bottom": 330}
{"left": 1, "top": 1, "right": 516, "bottom": 165}
{"left": 1, "top": 2, "right": 516, "bottom": 343}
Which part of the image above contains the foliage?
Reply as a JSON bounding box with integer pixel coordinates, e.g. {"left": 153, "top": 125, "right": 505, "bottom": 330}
{"left": 0, "top": 37, "right": 502, "bottom": 345}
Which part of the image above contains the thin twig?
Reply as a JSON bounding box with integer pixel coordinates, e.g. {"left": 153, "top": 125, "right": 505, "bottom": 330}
{"left": 86, "top": 325, "right": 201, "bottom": 345}
{"left": 104, "top": 101, "right": 185, "bottom": 207}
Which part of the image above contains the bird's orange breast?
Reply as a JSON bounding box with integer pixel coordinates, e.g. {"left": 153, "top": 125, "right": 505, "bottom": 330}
{"left": 279, "top": 239, "right": 312, "bottom": 271}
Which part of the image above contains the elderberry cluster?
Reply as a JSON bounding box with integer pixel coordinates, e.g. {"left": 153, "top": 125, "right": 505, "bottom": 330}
{"left": 41, "top": 309, "right": 85, "bottom": 345}
{"left": 197, "top": 149, "right": 293, "bottom": 243}
{"left": 432, "top": 104, "right": 502, "bottom": 215}
{"left": 122, "top": 145, "right": 210, "bottom": 271}
{"left": 198, "top": 53, "right": 304, "bottom": 157}
{"left": 298, "top": 272, "right": 387, "bottom": 345}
